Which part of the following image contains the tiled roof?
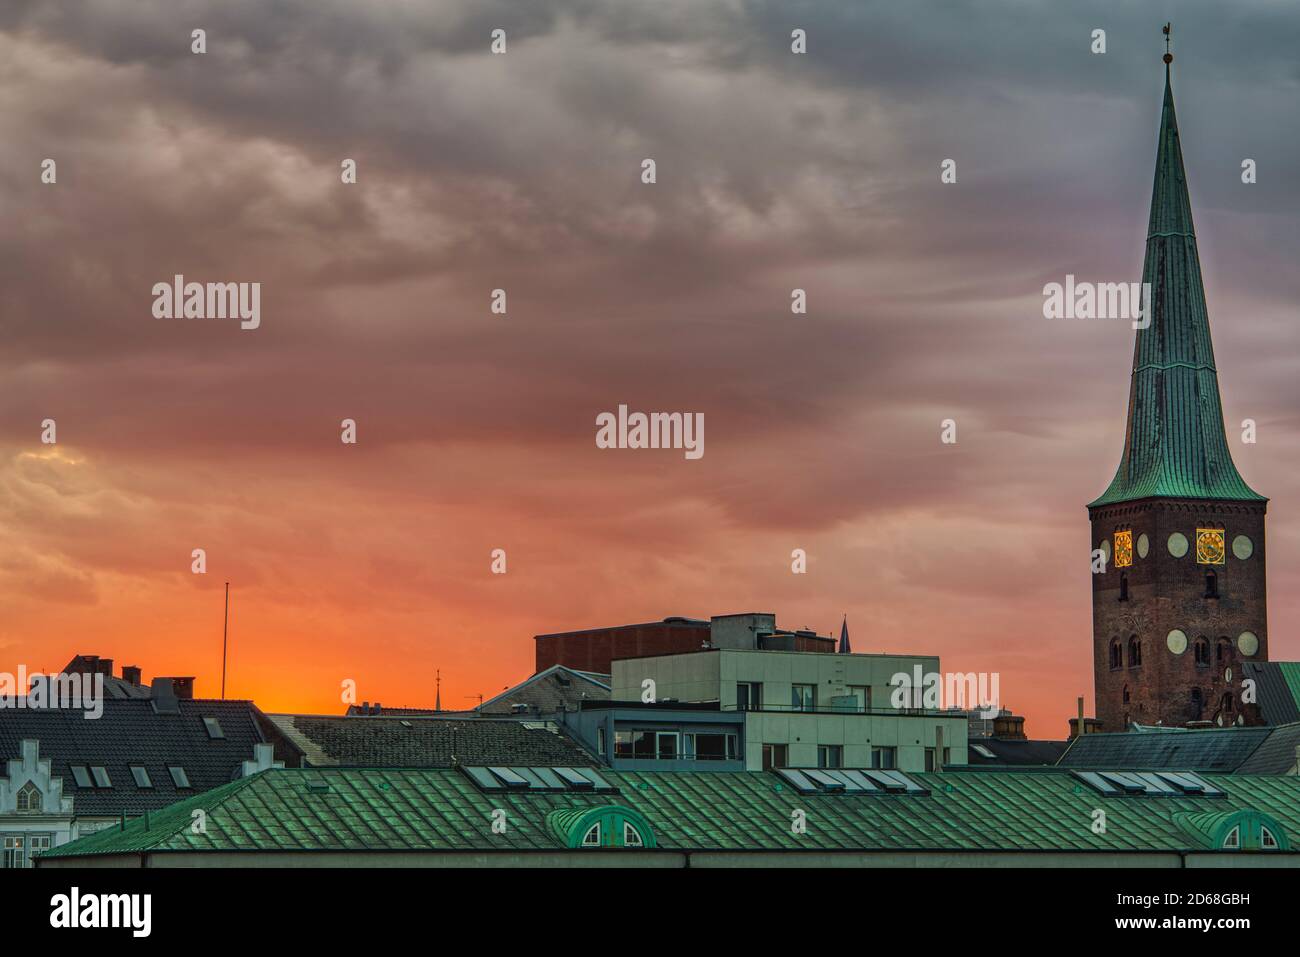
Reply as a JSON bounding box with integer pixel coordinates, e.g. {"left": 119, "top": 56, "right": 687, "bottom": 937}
{"left": 39, "top": 766, "right": 1300, "bottom": 859}
{"left": 266, "top": 714, "right": 597, "bottom": 768}
{"left": 1090, "top": 65, "right": 1263, "bottom": 507}
{"left": 1243, "top": 661, "right": 1300, "bottom": 725}
{"left": 1235, "top": 724, "right": 1300, "bottom": 775}
{"left": 965, "top": 739, "right": 1070, "bottom": 766}
{"left": 0, "top": 699, "right": 295, "bottom": 815}
{"left": 1056, "top": 726, "right": 1273, "bottom": 773}
{"left": 478, "top": 666, "right": 611, "bottom": 715}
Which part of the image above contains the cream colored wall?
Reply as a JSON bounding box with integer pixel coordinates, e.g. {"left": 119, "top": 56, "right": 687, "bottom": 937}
{"left": 612, "top": 649, "right": 969, "bottom": 771}
{"left": 613, "top": 652, "right": 721, "bottom": 704}
{"left": 742, "top": 712, "right": 969, "bottom": 771}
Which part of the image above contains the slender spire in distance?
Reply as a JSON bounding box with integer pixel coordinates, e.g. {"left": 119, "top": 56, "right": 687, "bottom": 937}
{"left": 1090, "top": 28, "right": 1263, "bottom": 507}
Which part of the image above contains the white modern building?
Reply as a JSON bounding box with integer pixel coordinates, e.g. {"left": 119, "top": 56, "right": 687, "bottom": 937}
{"left": 612, "top": 647, "right": 969, "bottom": 772}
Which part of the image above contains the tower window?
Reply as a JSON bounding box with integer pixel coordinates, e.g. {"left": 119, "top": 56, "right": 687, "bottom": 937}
{"left": 1216, "top": 638, "right": 1231, "bottom": 663}
{"left": 1128, "top": 636, "right": 1141, "bottom": 668}
{"left": 1194, "top": 637, "right": 1210, "bottom": 666}
{"left": 1109, "top": 640, "right": 1122, "bottom": 671}
{"left": 1191, "top": 688, "right": 1203, "bottom": 716}
{"left": 1119, "top": 574, "right": 1129, "bottom": 602}
{"left": 1123, "top": 685, "right": 1131, "bottom": 704}
{"left": 1204, "top": 571, "right": 1218, "bottom": 599}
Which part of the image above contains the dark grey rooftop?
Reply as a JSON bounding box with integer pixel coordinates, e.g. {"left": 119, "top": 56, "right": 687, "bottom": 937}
{"left": 267, "top": 714, "right": 598, "bottom": 768}
{"left": 1054, "top": 724, "right": 1297, "bottom": 774}
{"left": 0, "top": 698, "right": 295, "bottom": 815}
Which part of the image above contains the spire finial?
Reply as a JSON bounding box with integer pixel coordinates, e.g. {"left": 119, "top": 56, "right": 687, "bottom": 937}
{"left": 1163, "top": 22, "right": 1173, "bottom": 64}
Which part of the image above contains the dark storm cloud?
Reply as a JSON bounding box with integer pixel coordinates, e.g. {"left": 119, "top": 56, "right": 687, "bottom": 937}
{"left": 4, "top": 2, "right": 1300, "bottom": 727}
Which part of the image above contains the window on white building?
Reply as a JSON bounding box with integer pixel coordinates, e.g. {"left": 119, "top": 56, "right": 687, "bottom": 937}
{"left": 791, "top": 684, "right": 816, "bottom": 712}
{"left": 871, "top": 746, "right": 897, "bottom": 769}
{"left": 16, "top": 782, "right": 41, "bottom": 813}
{"left": 2, "top": 835, "right": 27, "bottom": 869}
{"left": 817, "top": 745, "right": 843, "bottom": 769}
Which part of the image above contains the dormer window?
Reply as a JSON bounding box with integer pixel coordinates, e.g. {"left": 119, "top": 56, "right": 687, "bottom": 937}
{"left": 581, "top": 824, "right": 601, "bottom": 847}
{"left": 1223, "top": 826, "right": 1240, "bottom": 850}
{"left": 623, "top": 823, "right": 645, "bottom": 847}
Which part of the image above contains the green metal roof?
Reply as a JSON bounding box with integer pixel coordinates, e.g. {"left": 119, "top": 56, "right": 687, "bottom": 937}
{"left": 1090, "top": 65, "right": 1263, "bottom": 508}
{"left": 38, "top": 766, "right": 1300, "bottom": 859}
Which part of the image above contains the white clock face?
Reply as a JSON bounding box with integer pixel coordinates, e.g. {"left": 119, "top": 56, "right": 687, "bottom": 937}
{"left": 1137, "top": 533, "right": 1150, "bottom": 559}
{"left": 1168, "top": 532, "right": 1189, "bottom": 558}
{"left": 1232, "top": 535, "right": 1254, "bottom": 560}
{"left": 1238, "top": 632, "right": 1259, "bottom": 657}
{"left": 1167, "top": 630, "right": 1187, "bottom": 654}
{"left": 1099, "top": 539, "right": 1111, "bottom": 563}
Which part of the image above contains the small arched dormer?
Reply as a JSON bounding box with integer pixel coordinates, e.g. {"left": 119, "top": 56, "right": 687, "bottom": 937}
{"left": 547, "top": 805, "right": 657, "bottom": 850}
{"left": 1174, "top": 809, "right": 1291, "bottom": 852}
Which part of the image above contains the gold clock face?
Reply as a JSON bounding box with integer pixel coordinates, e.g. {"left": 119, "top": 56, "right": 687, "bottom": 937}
{"left": 1113, "top": 530, "right": 1133, "bottom": 568}
{"left": 1196, "top": 528, "right": 1226, "bottom": 565}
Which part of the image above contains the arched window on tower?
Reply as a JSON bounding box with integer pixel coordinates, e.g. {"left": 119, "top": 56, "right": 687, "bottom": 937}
{"left": 1109, "top": 640, "right": 1122, "bottom": 670}
{"left": 1194, "top": 637, "right": 1210, "bottom": 666}
{"left": 1119, "top": 573, "right": 1129, "bottom": 602}
{"left": 1191, "top": 687, "right": 1203, "bottom": 717}
{"left": 1128, "top": 636, "right": 1141, "bottom": 668}
{"left": 1122, "top": 685, "right": 1131, "bottom": 704}
{"left": 1221, "top": 692, "right": 1235, "bottom": 715}
{"left": 1217, "top": 638, "right": 1232, "bottom": 663}
{"left": 1205, "top": 570, "right": 1219, "bottom": 599}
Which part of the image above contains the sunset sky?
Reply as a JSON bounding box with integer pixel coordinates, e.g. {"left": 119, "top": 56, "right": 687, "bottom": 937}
{"left": 3, "top": 2, "right": 1299, "bottom": 737}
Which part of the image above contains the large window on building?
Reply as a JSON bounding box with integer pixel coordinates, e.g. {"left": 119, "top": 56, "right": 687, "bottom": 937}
{"left": 614, "top": 731, "right": 656, "bottom": 759}
{"left": 2, "top": 836, "right": 27, "bottom": 869}
{"left": 762, "top": 744, "right": 788, "bottom": 770}
{"left": 736, "top": 682, "right": 762, "bottom": 712}
{"left": 683, "top": 733, "right": 738, "bottom": 761}
{"left": 791, "top": 684, "right": 816, "bottom": 712}
{"left": 871, "top": 746, "right": 897, "bottom": 769}
{"left": 656, "top": 732, "right": 678, "bottom": 760}
{"left": 817, "top": 745, "right": 843, "bottom": 769}
{"left": 849, "top": 685, "right": 871, "bottom": 712}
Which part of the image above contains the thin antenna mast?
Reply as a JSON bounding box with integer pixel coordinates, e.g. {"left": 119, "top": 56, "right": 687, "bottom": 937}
{"left": 221, "top": 582, "right": 230, "bottom": 700}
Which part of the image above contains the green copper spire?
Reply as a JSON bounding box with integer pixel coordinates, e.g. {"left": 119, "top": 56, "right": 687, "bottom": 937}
{"left": 1089, "top": 57, "right": 1264, "bottom": 507}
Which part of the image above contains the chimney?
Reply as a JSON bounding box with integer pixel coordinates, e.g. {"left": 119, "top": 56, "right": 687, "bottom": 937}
{"left": 122, "top": 665, "right": 142, "bottom": 686}
{"left": 98, "top": 658, "right": 114, "bottom": 678}
{"left": 992, "top": 714, "right": 1026, "bottom": 740}
{"left": 1078, "top": 697, "right": 1086, "bottom": 737}
{"left": 160, "top": 677, "right": 196, "bottom": 700}
{"left": 151, "top": 677, "right": 180, "bottom": 714}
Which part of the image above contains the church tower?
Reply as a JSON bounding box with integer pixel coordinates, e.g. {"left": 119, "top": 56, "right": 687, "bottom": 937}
{"left": 1089, "top": 36, "right": 1268, "bottom": 731}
